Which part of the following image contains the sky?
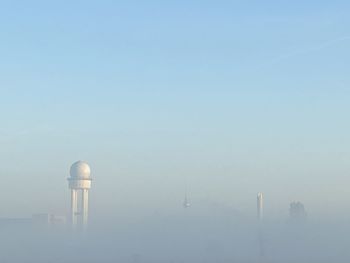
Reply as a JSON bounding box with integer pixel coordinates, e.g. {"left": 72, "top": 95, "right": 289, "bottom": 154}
{"left": 0, "top": 0, "right": 349, "bottom": 220}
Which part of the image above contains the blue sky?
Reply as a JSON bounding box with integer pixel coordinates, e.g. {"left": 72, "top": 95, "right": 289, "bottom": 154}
{"left": 0, "top": 1, "right": 349, "bottom": 220}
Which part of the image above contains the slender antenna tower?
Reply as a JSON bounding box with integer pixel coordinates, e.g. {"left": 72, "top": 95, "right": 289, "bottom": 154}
{"left": 183, "top": 189, "right": 190, "bottom": 208}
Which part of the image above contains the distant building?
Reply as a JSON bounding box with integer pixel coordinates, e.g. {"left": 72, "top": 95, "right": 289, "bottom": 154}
{"left": 289, "top": 201, "right": 307, "bottom": 221}
{"left": 32, "top": 214, "right": 66, "bottom": 227}
{"left": 0, "top": 214, "right": 66, "bottom": 231}
{"left": 0, "top": 214, "right": 66, "bottom": 230}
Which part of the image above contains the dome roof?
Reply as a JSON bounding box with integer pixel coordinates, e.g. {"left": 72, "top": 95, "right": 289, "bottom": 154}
{"left": 70, "top": 161, "right": 91, "bottom": 179}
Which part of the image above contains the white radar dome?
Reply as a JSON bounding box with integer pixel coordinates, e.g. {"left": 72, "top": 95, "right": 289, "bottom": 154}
{"left": 70, "top": 161, "right": 91, "bottom": 179}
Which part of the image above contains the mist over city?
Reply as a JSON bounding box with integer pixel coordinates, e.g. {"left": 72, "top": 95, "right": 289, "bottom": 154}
{"left": 1, "top": 0, "right": 350, "bottom": 262}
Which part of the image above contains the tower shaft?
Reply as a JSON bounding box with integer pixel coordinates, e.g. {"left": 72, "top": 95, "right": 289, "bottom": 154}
{"left": 82, "top": 189, "right": 89, "bottom": 228}
{"left": 71, "top": 189, "right": 78, "bottom": 226}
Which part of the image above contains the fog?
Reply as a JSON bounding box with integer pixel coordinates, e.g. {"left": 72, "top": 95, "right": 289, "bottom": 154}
{"left": 2, "top": 210, "right": 350, "bottom": 263}
{"left": 1, "top": 0, "right": 350, "bottom": 262}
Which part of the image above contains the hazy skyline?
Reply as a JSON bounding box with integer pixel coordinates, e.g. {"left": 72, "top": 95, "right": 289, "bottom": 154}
{"left": 0, "top": 1, "right": 349, "bottom": 222}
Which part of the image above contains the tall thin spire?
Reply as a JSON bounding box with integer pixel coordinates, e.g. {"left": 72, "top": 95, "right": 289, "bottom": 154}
{"left": 257, "top": 192, "right": 265, "bottom": 259}
{"left": 183, "top": 190, "right": 190, "bottom": 208}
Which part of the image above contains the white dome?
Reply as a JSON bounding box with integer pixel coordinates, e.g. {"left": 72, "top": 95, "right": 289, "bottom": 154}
{"left": 70, "top": 161, "right": 91, "bottom": 179}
